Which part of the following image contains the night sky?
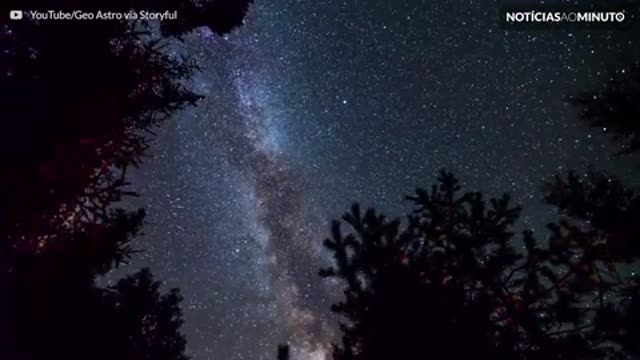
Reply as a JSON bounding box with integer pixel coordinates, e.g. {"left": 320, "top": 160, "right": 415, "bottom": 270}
{"left": 110, "top": 1, "right": 638, "bottom": 359}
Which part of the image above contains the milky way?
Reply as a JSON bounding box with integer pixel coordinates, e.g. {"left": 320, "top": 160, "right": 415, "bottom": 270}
{"left": 119, "top": 16, "right": 336, "bottom": 358}
{"left": 200, "top": 31, "right": 334, "bottom": 358}
{"left": 118, "top": 1, "right": 639, "bottom": 359}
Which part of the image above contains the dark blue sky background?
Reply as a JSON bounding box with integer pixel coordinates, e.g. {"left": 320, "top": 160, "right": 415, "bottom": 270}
{"left": 112, "top": 1, "right": 639, "bottom": 359}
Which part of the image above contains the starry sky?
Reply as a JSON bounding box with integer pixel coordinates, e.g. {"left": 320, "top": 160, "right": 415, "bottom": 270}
{"left": 113, "top": 1, "right": 639, "bottom": 359}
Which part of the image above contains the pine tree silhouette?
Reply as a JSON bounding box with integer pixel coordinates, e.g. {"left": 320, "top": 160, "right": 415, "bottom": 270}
{"left": 0, "top": 1, "right": 251, "bottom": 359}
{"left": 542, "top": 169, "right": 640, "bottom": 358}
{"left": 321, "top": 170, "right": 640, "bottom": 360}
{"left": 0, "top": 0, "right": 251, "bottom": 248}
{"left": 544, "top": 167, "right": 640, "bottom": 261}
{"left": 544, "top": 58, "right": 640, "bottom": 358}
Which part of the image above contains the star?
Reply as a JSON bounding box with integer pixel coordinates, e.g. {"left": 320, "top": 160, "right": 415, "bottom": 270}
{"left": 117, "top": 1, "right": 640, "bottom": 359}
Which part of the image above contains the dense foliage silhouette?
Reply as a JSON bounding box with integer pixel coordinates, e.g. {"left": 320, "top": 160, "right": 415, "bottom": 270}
{"left": 538, "top": 58, "right": 640, "bottom": 358}
{"left": 0, "top": 1, "right": 251, "bottom": 359}
{"left": 0, "top": 0, "right": 250, "bottom": 249}
{"left": 544, "top": 167, "right": 640, "bottom": 261}
{"left": 320, "top": 171, "right": 639, "bottom": 360}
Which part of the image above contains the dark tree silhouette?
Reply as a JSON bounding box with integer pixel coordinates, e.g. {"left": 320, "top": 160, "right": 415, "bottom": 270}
{"left": 544, "top": 167, "right": 640, "bottom": 261}
{"left": 544, "top": 57, "right": 640, "bottom": 358}
{"left": 321, "top": 171, "right": 640, "bottom": 360}
{"left": 4, "top": 261, "right": 188, "bottom": 360}
{"left": 0, "top": 0, "right": 250, "bottom": 250}
{"left": 0, "top": 209, "right": 190, "bottom": 360}
{"left": 106, "top": 269, "right": 188, "bottom": 360}
{"left": 0, "top": 1, "right": 252, "bottom": 359}
{"left": 542, "top": 168, "right": 640, "bottom": 358}
{"left": 568, "top": 61, "right": 640, "bottom": 155}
